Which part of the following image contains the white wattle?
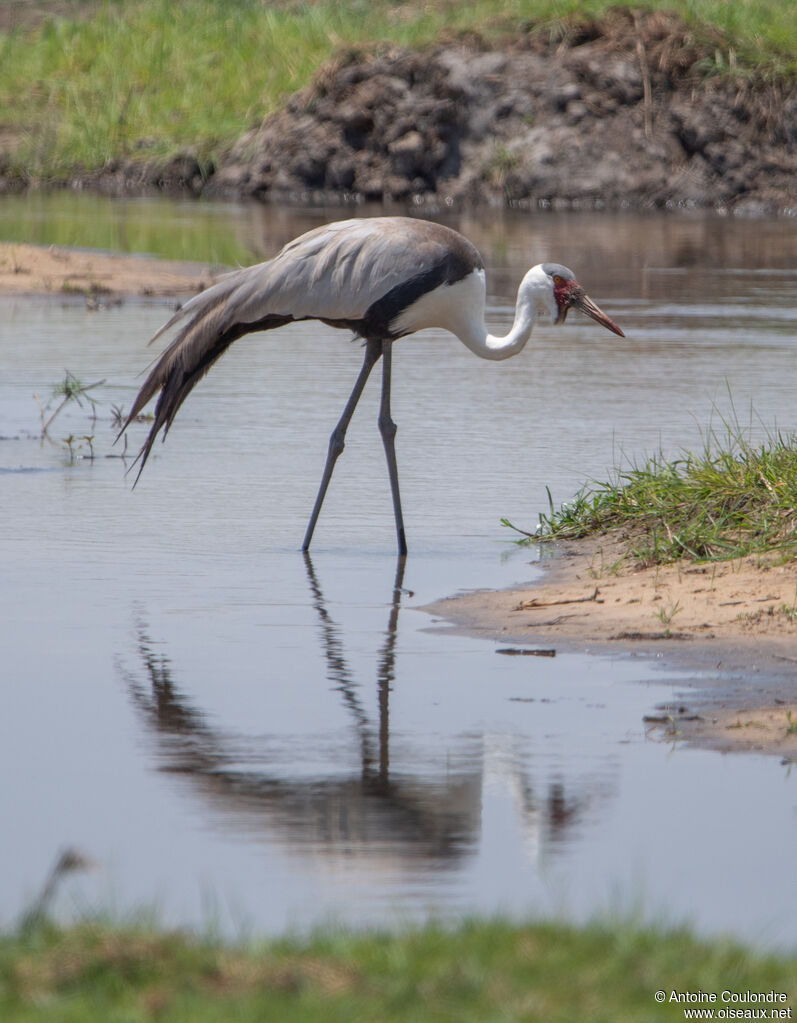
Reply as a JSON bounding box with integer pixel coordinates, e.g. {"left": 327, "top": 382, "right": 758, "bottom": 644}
{"left": 389, "top": 267, "right": 543, "bottom": 362}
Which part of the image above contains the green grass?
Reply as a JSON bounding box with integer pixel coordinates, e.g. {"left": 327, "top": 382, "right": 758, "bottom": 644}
{"left": 1, "top": 915, "right": 795, "bottom": 1022}
{"left": 507, "top": 418, "right": 797, "bottom": 567}
{"left": 0, "top": 0, "right": 794, "bottom": 180}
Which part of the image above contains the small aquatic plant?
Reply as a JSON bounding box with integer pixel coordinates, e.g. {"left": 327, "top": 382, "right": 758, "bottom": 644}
{"left": 34, "top": 370, "right": 104, "bottom": 437}
{"left": 33, "top": 370, "right": 105, "bottom": 462}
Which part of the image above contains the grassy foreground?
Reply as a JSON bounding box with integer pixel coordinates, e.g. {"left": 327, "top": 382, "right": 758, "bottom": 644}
{"left": 0, "top": 0, "right": 794, "bottom": 180}
{"left": 509, "top": 423, "right": 797, "bottom": 567}
{"left": 2, "top": 916, "right": 796, "bottom": 1022}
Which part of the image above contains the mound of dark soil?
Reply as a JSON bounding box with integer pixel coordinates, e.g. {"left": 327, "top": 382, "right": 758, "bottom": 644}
{"left": 29, "top": 9, "right": 794, "bottom": 213}
{"left": 205, "top": 9, "right": 795, "bottom": 213}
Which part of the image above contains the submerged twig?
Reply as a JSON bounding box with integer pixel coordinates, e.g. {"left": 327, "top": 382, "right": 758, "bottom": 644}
{"left": 496, "top": 647, "right": 556, "bottom": 657}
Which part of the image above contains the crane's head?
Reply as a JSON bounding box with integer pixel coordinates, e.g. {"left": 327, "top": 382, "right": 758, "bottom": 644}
{"left": 535, "top": 263, "right": 625, "bottom": 337}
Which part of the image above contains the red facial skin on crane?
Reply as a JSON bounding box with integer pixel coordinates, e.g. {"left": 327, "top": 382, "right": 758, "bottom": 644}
{"left": 553, "top": 274, "right": 580, "bottom": 312}
{"left": 553, "top": 275, "right": 625, "bottom": 337}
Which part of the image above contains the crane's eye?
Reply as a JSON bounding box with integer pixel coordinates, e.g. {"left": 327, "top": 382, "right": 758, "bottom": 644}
{"left": 553, "top": 275, "right": 563, "bottom": 286}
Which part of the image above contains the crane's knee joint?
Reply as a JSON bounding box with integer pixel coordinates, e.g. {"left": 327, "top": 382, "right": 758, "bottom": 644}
{"left": 328, "top": 429, "right": 345, "bottom": 457}
{"left": 378, "top": 415, "right": 397, "bottom": 440}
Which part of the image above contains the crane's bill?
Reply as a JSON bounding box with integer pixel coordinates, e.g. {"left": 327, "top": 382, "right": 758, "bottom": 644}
{"left": 571, "top": 292, "right": 625, "bottom": 337}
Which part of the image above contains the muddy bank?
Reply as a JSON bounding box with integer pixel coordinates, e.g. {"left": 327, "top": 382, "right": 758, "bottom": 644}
{"left": 424, "top": 535, "right": 797, "bottom": 760}
{"left": 30, "top": 10, "right": 796, "bottom": 215}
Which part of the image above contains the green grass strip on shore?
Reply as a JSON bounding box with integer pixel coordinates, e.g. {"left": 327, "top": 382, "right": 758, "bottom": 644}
{"left": 2, "top": 915, "right": 796, "bottom": 1022}
{"left": 508, "top": 420, "right": 797, "bottom": 566}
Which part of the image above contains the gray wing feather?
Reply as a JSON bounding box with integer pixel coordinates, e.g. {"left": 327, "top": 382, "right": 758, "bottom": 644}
{"left": 227, "top": 217, "right": 435, "bottom": 321}
{"left": 120, "top": 217, "right": 463, "bottom": 477}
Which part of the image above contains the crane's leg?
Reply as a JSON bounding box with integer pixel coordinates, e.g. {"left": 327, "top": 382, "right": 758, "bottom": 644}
{"left": 378, "top": 339, "right": 408, "bottom": 556}
{"left": 302, "top": 339, "right": 381, "bottom": 551}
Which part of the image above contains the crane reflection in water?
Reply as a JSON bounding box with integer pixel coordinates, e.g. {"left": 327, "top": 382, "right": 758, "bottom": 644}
{"left": 119, "top": 556, "right": 607, "bottom": 882}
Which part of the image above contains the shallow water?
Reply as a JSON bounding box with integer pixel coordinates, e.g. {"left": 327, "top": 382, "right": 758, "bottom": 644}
{"left": 1, "top": 197, "right": 796, "bottom": 944}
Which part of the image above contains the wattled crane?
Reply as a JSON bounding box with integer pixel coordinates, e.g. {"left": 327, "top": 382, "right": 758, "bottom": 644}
{"left": 120, "top": 216, "right": 624, "bottom": 555}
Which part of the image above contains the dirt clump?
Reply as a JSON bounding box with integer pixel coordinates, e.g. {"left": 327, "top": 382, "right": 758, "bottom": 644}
{"left": 206, "top": 10, "right": 795, "bottom": 213}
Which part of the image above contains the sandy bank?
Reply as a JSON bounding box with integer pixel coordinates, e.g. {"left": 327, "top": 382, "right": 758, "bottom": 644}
{"left": 0, "top": 240, "right": 219, "bottom": 298}
{"left": 424, "top": 536, "right": 797, "bottom": 760}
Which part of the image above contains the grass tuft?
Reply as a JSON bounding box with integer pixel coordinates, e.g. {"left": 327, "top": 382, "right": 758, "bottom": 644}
{"left": 512, "top": 414, "right": 797, "bottom": 567}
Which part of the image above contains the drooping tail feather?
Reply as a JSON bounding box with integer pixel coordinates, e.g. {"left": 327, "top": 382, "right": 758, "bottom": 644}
{"left": 118, "top": 266, "right": 292, "bottom": 482}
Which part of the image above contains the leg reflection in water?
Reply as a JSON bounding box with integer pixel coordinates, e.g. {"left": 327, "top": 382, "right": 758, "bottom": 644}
{"left": 121, "top": 558, "right": 483, "bottom": 869}
{"left": 302, "top": 552, "right": 407, "bottom": 789}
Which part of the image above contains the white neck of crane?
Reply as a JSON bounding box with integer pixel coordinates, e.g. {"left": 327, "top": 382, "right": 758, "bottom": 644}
{"left": 456, "top": 265, "right": 554, "bottom": 362}
{"left": 390, "top": 266, "right": 554, "bottom": 362}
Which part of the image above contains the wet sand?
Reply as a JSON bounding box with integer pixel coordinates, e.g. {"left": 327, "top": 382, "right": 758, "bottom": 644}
{"left": 425, "top": 535, "right": 797, "bottom": 760}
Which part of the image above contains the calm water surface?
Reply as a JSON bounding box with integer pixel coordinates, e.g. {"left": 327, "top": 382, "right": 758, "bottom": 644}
{"left": 1, "top": 197, "right": 796, "bottom": 945}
